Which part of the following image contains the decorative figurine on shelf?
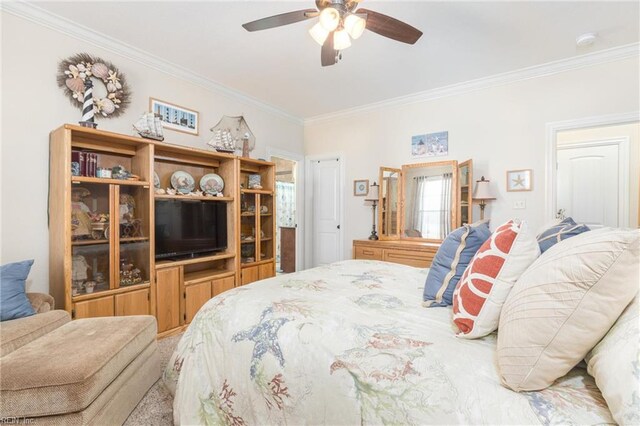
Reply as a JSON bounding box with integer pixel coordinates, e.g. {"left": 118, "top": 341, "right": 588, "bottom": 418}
{"left": 84, "top": 281, "right": 97, "bottom": 294}
{"left": 261, "top": 205, "right": 269, "bottom": 214}
{"left": 166, "top": 188, "right": 177, "bottom": 195}
{"left": 248, "top": 174, "right": 262, "bottom": 189}
{"left": 119, "top": 194, "right": 135, "bottom": 223}
{"left": 111, "top": 165, "right": 131, "bottom": 180}
{"left": 133, "top": 112, "right": 164, "bottom": 141}
{"left": 120, "top": 259, "right": 143, "bottom": 286}
{"left": 78, "top": 77, "right": 98, "bottom": 129}
{"left": 72, "top": 255, "right": 91, "bottom": 294}
{"left": 71, "top": 187, "right": 93, "bottom": 239}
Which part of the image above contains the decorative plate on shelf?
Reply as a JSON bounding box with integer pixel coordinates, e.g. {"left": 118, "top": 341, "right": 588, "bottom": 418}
{"left": 170, "top": 171, "right": 195, "bottom": 194}
{"left": 200, "top": 173, "right": 224, "bottom": 195}
{"left": 153, "top": 171, "right": 161, "bottom": 189}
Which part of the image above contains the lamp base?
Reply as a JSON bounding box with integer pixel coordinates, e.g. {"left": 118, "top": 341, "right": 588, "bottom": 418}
{"left": 368, "top": 232, "right": 379, "bottom": 241}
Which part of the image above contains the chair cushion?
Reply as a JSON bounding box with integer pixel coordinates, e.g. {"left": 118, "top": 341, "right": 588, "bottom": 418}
{"left": 536, "top": 217, "right": 590, "bottom": 253}
{"left": 0, "top": 315, "right": 157, "bottom": 417}
{"left": 0, "top": 310, "right": 70, "bottom": 357}
{"left": 452, "top": 220, "right": 540, "bottom": 338}
{"left": 0, "top": 260, "right": 36, "bottom": 322}
{"left": 423, "top": 221, "right": 491, "bottom": 307}
{"left": 497, "top": 228, "right": 639, "bottom": 391}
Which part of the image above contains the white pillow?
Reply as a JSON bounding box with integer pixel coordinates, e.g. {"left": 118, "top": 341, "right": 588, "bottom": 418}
{"left": 452, "top": 220, "right": 539, "bottom": 339}
{"left": 586, "top": 294, "right": 640, "bottom": 425}
{"left": 497, "top": 227, "right": 640, "bottom": 391}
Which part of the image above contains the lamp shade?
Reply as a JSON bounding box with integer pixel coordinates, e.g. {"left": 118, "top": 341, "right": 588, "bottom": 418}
{"left": 333, "top": 29, "right": 352, "bottom": 50}
{"left": 309, "top": 22, "right": 329, "bottom": 46}
{"left": 344, "top": 14, "right": 366, "bottom": 39}
{"left": 365, "top": 183, "right": 379, "bottom": 201}
{"left": 473, "top": 177, "right": 496, "bottom": 200}
{"left": 319, "top": 7, "right": 340, "bottom": 32}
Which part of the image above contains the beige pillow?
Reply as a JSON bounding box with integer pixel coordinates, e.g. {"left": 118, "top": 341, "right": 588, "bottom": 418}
{"left": 585, "top": 294, "right": 640, "bottom": 425}
{"left": 497, "top": 227, "right": 639, "bottom": 392}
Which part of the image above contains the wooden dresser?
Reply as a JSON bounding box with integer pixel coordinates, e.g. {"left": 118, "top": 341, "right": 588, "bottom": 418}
{"left": 353, "top": 240, "right": 440, "bottom": 268}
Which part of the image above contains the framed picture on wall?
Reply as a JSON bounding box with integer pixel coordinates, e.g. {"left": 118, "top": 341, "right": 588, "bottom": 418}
{"left": 411, "top": 131, "right": 449, "bottom": 158}
{"left": 354, "top": 179, "right": 369, "bottom": 196}
{"left": 506, "top": 169, "right": 533, "bottom": 191}
{"left": 150, "top": 98, "right": 199, "bottom": 135}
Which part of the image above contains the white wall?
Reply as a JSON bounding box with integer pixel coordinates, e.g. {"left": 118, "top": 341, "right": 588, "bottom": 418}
{"left": 305, "top": 57, "right": 640, "bottom": 260}
{"left": 0, "top": 12, "right": 304, "bottom": 293}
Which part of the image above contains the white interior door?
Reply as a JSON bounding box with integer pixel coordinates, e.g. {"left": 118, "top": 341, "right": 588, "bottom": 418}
{"left": 311, "top": 158, "right": 341, "bottom": 266}
{"left": 557, "top": 140, "right": 628, "bottom": 228}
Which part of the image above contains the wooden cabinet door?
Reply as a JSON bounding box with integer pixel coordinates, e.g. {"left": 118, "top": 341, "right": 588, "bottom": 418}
{"left": 241, "top": 266, "right": 259, "bottom": 285}
{"left": 156, "top": 267, "right": 182, "bottom": 333}
{"left": 185, "top": 281, "right": 212, "bottom": 324}
{"left": 115, "top": 289, "right": 150, "bottom": 316}
{"left": 259, "top": 262, "right": 275, "bottom": 280}
{"left": 212, "top": 276, "right": 235, "bottom": 296}
{"left": 74, "top": 296, "right": 114, "bottom": 319}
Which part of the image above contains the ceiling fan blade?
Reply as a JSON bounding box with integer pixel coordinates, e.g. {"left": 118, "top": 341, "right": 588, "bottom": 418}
{"left": 321, "top": 31, "right": 338, "bottom": 67}
{"left": 242, "top": 9, "right": 317, "bottom": 32}
{"left": 358, "top": 8, "right": 423, "bottom": 44}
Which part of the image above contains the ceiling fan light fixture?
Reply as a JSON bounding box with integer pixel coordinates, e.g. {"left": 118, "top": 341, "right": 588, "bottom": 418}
{"left": 319, "top": 7, "right": 340, "bottom": 31}
{"left": 334, "top": 29, "right": 352, "bottom": 50}
{"left": 309, "top": 22, "right": 329, "bottom": 45}
{"left": 344, "top": 14, "right": 365, "bottom": 39}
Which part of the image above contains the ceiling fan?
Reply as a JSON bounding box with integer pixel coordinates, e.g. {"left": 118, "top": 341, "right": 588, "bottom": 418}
{"left": 242, "top": 0, "right": 423, "bottom": 67}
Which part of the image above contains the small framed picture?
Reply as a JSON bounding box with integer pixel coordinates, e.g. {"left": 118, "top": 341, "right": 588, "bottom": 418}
{"left": 354, "top": 179, "right": 369, "bottom": 196}
{"left": 411, "top": 131, "right": 448, "bottom": 158}
{"left": 150, "top": 98, "right": 199, "bottom": 135}
{"left": 506, "top": 169, "right": 533, "bottom": 192}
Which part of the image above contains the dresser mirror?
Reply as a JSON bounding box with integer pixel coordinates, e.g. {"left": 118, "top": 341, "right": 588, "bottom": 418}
{"left": 378, "top": 167, "right": 401, "bottom": 239}
{"left": 458, "top": 160, "right": 473, "bottom": 226}
{"left": 400, "top": 160, "right": 459, "bottom": 242}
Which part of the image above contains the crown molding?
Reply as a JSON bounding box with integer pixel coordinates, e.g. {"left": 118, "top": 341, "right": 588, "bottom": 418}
{"left": 3, "top": 2, "right": 638, "bottom": 127}
{"left": 304, "top": 42, "right": 640, "bottom": 125}
{"left": 0, "top": 1, "right": 304, "bottom": 125}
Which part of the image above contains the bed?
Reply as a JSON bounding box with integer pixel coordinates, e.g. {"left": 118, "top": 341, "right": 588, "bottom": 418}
{"left": 164, "top": 260, "right": 613, "bottom": 425}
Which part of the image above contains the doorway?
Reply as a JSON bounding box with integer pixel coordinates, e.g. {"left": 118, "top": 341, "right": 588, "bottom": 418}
{"left": 268, "top": 149, "right": 304, "bottom": 274}
{"left": 547, "top": 115, "right": 639, "bottom": 228}
{"left": 305, "top": 154, "right": 344, "bottom": 268}
{"left": 272, "top": 156, "right": 297, "bottom": 273}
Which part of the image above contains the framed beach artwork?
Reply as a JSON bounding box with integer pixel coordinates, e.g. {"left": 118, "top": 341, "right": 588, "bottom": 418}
{"left": 150, "top": 98, "right": 199, "bottom": 135}
{"left": 506, "top": 169, "right": 533, "bottom": 192}
{"left": 354, "top": 179, "right": 369, "bottom": 196}
{"left": 411, "top": 131, "right": 449, "bottom": 158}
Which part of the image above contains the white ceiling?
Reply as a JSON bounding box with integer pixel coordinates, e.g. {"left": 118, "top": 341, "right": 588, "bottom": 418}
{"left": 34, "top": 1, "right": 640, "bottom": 119}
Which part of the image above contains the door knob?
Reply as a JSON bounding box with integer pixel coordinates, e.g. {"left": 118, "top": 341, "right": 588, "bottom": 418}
{"left": 337, "top": 225, "right": 340, "bottom": 229}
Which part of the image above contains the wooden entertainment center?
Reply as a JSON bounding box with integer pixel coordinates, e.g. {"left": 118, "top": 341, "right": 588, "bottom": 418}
{"left": 49, "top": 124, "right": 276, "bottom": 336}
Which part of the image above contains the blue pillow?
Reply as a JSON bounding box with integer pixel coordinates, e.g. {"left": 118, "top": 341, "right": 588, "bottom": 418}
{"left": 423, "top": 222, "right": 491, "bottom": 307}
{"left": 1, "top": 260, "right": 36, "bottom": 321}
{"left": 537, "top": 217, "right": 590, "bottom": 253}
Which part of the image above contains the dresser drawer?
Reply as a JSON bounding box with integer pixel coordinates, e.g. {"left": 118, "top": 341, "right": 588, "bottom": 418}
{"left": 354, "top": 246, "right": 383, "bottom": 260}
{"left": 383, "top": 249, "right": 434, "bottom": 268}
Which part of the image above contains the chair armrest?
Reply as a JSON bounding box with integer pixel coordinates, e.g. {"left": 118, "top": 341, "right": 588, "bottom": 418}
{"left": 26, "top": 293, "right": 55, "bottom": 313}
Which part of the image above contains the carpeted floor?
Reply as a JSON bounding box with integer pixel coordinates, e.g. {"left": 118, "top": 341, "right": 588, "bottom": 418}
{"left": 123, "top": 333, "right": 182, "bottom": 426}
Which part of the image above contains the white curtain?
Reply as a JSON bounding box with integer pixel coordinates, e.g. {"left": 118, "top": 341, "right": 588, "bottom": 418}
{"left": 409, "top": 173, "right": 452, "bottom": 239}
{"left": 275, "top": 182, "right": 296, "bottom": 267}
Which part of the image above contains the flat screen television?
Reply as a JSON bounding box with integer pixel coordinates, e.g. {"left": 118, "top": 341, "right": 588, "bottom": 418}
{"left": 155, "top": 199, "right": 227, "bottom": 260}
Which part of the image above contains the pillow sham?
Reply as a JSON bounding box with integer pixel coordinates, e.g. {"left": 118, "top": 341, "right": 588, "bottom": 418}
{"left": 585, "top": 294, "right": 639, "bottom": 425}
{"left": 452, "top": 220, "right": 539, "bottom": 339}
{"left": 422, "top": 220, "right": 491, "bottom": 307}
{"left": 497, "top": 228, "right": 640, "bottom": 392}
{"left": 1, "top": 260, "right": 36, "bottom": 322}
{"left": 536, "top": 217, "right": 590, "bottom": 253}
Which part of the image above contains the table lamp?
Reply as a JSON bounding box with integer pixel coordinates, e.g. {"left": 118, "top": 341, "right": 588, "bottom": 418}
{"left": 365, "top": 182, "right": 380, "bottom": 240}
{"left": 473, "top": 176, "right": 496, "bottom": 221}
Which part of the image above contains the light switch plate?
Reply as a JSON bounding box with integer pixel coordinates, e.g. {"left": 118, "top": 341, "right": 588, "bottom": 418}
{"left": 513, "top": 200, "right": 526, "bottom": 209}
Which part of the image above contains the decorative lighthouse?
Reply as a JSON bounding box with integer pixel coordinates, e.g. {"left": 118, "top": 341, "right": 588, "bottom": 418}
{"left": 79, "top": 78, "right": 97, "bottom": 129}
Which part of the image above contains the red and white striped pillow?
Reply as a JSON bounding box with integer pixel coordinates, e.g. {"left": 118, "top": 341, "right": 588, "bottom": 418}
{"left": 452, "top": 220, "right": 540, "bottom": 339}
